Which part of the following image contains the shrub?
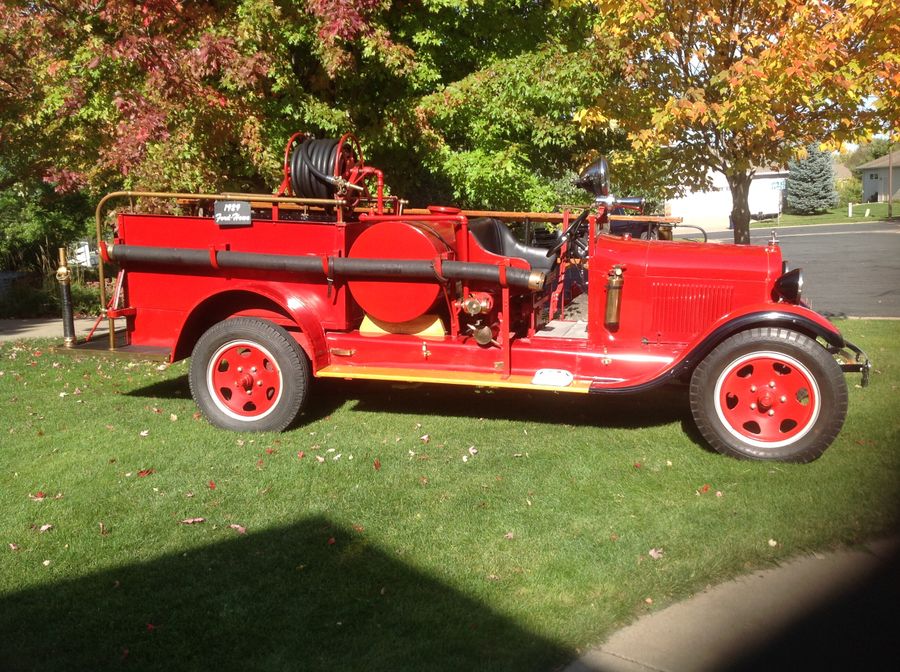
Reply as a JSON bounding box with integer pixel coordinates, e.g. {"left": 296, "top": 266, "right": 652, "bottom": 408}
{"left": 836, "top": 177, "right": 863, "bottom": 206}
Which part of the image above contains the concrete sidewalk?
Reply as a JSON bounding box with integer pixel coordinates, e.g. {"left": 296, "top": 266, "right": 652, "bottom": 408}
{"left": 0, "top": 317, "right": 107, "bottom": 342}
{"left": 564, "top": 538, "right": 899, "bottom": 672}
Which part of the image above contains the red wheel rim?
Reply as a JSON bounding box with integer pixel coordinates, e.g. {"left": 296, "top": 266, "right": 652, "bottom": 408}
{"left": 206, "top": 340, "right": 284, "bottom": 421}
{"left": 714, "top": 351, "right": 820, "bottom": 448}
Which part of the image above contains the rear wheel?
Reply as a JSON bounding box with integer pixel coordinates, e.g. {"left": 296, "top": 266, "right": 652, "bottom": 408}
{"left": 189, "top": 318, "right": 309, "bottom": 432}
{"left": 690, "top": 328, "right": 847, "bottom": 462}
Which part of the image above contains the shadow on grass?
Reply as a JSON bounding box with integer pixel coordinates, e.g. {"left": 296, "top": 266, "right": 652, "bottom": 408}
{"left": 125, "top": 375, "right": 346, "bottom": 425}
{"left": 0, "top": 517, "right": 570, "bottom": 672}
{"left": 124, "top": 375, "right": 710, "bottom": 450}
{"left": 330, "top": 379, "right": 694, "bottom": 431}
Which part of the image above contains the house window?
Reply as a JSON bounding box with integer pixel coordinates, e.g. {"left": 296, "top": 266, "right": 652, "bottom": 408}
{"left": 870, "top": 173, "right": 880, "bottom": 180}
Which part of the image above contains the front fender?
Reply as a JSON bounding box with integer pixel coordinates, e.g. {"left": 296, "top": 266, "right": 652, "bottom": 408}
{"left": 593, "top": 304, "right": 844, "bottom": 395}
{"left": 675, "top": 304, "right": 844, "bottom": 375}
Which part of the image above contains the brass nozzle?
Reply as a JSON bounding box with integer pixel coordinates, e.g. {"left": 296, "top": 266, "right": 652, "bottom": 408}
{"left": 527, "top": 271, "right": 546, "bottom": 291}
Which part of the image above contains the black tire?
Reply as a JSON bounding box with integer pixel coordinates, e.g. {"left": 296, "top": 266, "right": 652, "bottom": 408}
{"left": 689, "top": 328, "right": 847, "bottom": 462}
{"left": 189, "top": 318, "right": 309, "bottom": 432}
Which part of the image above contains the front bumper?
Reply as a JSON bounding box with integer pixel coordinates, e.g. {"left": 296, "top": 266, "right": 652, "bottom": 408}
{"left": 836, "top": 339, "right": 871, "bottom": 387}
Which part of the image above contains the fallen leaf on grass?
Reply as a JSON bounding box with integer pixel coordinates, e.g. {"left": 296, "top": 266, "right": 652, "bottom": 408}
{"left": 42, "top": 559, "right": 51, "bottom": 567}
{"left": 419, "top": 434, "right": 430, "bottom": 443}
{"left": 139, "top": 430, "right": 149, "bottom": 437}
{"left": 192, "top": 411, "right": 202, "bottom": 421}
{"left": 169, "top": 413, "right": 177, "bottom": 422}
{"left": 768, "top": 538, "right": 778, "bottom": 547}
{"left": 29, "top": 491, "right": 46, "bottom": 501}
{"left": 633, "top": 462, "right": 642, "bottom": 469}
{"left": 228, "top": 524, "right": 247, "bottom": 535}
{"left": 138, "top": 469, "right": 156, "bottom": 478}
{"left": 373, "top": 457, "right": 381, "bottom": 471}
{"left": 179, "top": 517, "right": 205, "bottom": 525}
{"left": 648, "top": 548, "right": 664, "bottom": 560}
{"left": 716, "top": 490, "right": 723, "bottom": 497}
{"left": 644, "top": 597, "right": 653, "bottom": 605}
{"left": 39, "top": 524, "right": 53, "bottom": 533}
{"left": 9, "top": 543, "right": 19, "bottom": 551}
{"left": 327, "top": 537, "right": 336, "bottom": 546}
{"left": 697, "top": 483, "right": 711, "bottom": 494}
{"left": 99, "top": 522, "right": 109, "bottom": 536}
{"left": 297, "top": 451, "right": 305, "bottom": 460}
{"left": 504, "top": 531, "right": 515, "bottom": 540}
{"left": 468, "top": 446, "right": 478, "bottom": 456}
{"left": 315, "top": 455, "right": 325, "bottom": 463}
{"left": 208, "top": 480, "right": 216, "bottom": 490}
{"left": 352, "top": 524, "right": 365, "bottom": 533}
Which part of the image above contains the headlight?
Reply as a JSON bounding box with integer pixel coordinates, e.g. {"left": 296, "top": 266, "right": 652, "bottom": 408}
{"left": 773, "top": 268, "right": 803, "bottom": 304}
{"left": 574, "top": 157, "right": 610, "bottom": 197}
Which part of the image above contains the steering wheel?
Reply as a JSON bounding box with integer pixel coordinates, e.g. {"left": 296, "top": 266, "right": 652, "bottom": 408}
{"left": 547, "top": 209, "right": 590, "bottom": 257}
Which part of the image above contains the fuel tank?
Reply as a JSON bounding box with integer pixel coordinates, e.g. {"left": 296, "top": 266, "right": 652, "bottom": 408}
{"left": 347, "top": 220, "right": 453, "bottom": 323}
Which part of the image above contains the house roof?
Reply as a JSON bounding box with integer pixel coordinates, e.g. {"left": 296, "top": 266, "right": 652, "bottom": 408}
{"left": 833, "top": 161, "right": 852, "bottom": 180}
{"left": 854, "top": 149, "right": 900, "bottom": 171}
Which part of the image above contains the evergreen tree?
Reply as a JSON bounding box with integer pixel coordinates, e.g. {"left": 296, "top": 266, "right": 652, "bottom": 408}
{"left": 786, "top": 144, "right": 839, "bottom": 215}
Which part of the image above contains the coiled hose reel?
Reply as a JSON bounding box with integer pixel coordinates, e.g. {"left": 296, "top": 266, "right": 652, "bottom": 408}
{"left": 287, "top": 134, "right": 367, "bottom": 206}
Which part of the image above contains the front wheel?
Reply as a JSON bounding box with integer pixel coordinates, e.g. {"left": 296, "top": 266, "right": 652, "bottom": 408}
{"left": 189, "top": 318, "right": 310, "bottom": 432}
{"left": 690, "top": 328, "right": 847, "bottom": 462}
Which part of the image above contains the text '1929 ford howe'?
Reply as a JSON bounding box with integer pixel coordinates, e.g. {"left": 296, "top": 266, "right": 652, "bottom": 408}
{"left": 62, "top": 132, "right": 870, "bottom": 462}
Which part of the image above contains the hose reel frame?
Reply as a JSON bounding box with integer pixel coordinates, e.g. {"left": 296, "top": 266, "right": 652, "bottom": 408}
{"left": 281, "top": 132, "right": 368, "bottom": 208}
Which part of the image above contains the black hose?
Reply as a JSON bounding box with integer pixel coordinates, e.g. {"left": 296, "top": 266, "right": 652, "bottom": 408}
{"left": 107, "top": 244, "right": 545, "bottom": 291}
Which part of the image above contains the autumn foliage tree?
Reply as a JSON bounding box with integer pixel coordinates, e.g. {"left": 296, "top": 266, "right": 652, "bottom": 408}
{"left": 583, "top": 0, "right": 899, "bottom": 243}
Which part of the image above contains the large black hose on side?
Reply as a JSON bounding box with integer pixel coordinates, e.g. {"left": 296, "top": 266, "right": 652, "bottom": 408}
{"left": 290, "top": 138, "right": 349, "bottom": 199}
{"left": 106, "top": 244, "right": 545, "bottom": 291}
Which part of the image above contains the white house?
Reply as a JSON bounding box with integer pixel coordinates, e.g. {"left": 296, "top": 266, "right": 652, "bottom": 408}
{"left": 666, "top": 168, "right": 788, "bottom": 229}
{"left": 856, "top": 150, "right": 899, "bottom": 203}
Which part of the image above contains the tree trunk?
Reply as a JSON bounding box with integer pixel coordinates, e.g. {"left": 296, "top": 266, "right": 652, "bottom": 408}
{"left": 726, "top": 171, "right": 753, "bottom": 245}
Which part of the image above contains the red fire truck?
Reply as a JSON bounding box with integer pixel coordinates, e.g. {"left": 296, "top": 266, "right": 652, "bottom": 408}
{"left": 68, "top": 133, "right": 869, "bottom": 462}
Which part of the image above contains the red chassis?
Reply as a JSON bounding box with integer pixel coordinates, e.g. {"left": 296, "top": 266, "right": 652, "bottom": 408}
{"left": 79, "top": 133, "right": 868, "bottom": 462}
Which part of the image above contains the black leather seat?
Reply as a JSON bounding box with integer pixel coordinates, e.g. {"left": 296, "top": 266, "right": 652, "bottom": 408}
{"left": 468, "top": 218, "right": 557, "bottom": 272}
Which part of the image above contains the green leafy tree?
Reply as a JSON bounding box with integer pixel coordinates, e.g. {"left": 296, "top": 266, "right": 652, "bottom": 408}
{"left": 785, "top": 144, "right": 839, "bottom": 215}
{"left": 840, "top": 138, "right": 893, "bottom": 170}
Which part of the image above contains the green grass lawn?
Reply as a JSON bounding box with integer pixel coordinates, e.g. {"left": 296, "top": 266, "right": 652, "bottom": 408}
{"left": 752, "top": 201, "right": 898, "bottom": 228}
{"left": 1, "top": 321, "right": 898, "bottom": 671}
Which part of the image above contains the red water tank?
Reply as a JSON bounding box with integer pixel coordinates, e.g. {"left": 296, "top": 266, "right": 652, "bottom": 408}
{"left": 347, "top": 221, "right": 449, "bottom": 323}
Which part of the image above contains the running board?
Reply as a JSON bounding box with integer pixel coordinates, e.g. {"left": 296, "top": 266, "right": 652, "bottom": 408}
{"left": 51, "top": 330, "right": 170, "bottom": 361}
{"left": 315, "top": 364, "right": 591, "bottom": 393}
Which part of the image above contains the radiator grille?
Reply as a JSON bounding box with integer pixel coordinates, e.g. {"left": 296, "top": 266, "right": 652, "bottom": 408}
{"left": 649, "top": 282, "right": 733, "bottom": 343}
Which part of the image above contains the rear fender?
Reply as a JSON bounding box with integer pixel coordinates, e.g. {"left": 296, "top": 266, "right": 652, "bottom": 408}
{"left": 172, "top": 283, "right": 329, "bottom": 371}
